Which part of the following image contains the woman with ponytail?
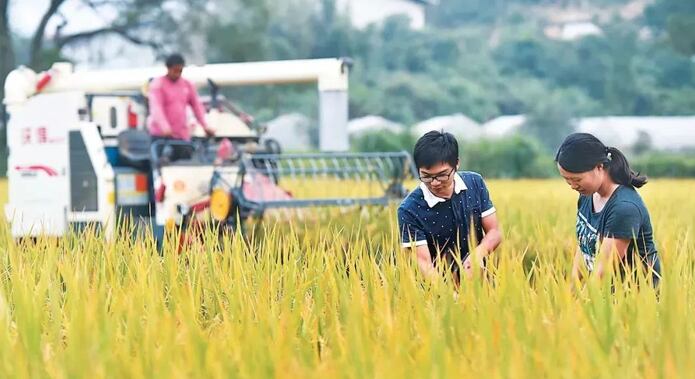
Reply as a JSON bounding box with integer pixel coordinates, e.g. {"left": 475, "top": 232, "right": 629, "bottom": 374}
{"left": 555, "top": 133, "right": 660, "bottom": 286}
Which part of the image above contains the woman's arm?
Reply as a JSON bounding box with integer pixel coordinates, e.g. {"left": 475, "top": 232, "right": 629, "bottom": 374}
{"left": 594, "top": 200, "right": 641, "bottom": 280}
{"left": 571, "top": 248, "right": 584, "bottom": 284}
{"left": 593, "top": 237, "right": 630, "bottom": 280}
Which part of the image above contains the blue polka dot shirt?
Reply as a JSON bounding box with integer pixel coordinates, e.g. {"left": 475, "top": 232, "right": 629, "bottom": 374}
{"left": 397, "top": 171, "right": 496, "bottom": 259}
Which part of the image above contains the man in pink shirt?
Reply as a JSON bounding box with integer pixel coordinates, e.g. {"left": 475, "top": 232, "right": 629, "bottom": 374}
{"left": 147, "top": 53, "right": 214, "bottom": 141}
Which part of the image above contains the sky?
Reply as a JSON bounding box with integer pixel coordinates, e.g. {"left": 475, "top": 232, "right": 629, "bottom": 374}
{"left": 11, "top": 0, "right": 112, "bottom": 37}
{"left": 9, "top": 0, "right": 157, "bottom": 69}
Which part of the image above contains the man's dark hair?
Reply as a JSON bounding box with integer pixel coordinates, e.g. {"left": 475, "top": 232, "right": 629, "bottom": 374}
{"left": 413, "top": 130, "right": 459, "bottom": 169}
{"left": 165, "top": 53, "right": 185, "bottom": 68}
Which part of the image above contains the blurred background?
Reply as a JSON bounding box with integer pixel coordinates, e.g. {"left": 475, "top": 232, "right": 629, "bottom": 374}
{"left": 2, "top": 0, "right": 694, "bottom": 178}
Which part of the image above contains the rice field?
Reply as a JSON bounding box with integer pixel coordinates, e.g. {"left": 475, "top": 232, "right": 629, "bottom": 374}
{"left": 0, "top": 179, "right": 693, "bottom": 378}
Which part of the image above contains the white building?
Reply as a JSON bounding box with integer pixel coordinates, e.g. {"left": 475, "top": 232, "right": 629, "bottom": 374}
{"left": 575, "top": 117, "right": 695, "bottom": 152}
{"left": 413, "top": 113, "right": 482, "bottom": 141}
{"left": 336, "top": 0, "right": 433, "bottom": 30}
{"left": 482, "top": 115, "right": 527, "bottom": 139}
{"left": 347, "top": 115, "right": 404, "bottom": 136}
{"left": 476, "top": 114, "right": 695, "bottom": 152}
{"left": 262, "top": 113, "right": 314, "bottom": 151}
{"left": 544, "top": 21, "right": 603, "bottom": 41}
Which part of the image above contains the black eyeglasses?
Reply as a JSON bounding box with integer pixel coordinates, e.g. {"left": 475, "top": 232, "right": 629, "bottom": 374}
{"left": 419, "top": 168, "right": 455, "bottom": 183}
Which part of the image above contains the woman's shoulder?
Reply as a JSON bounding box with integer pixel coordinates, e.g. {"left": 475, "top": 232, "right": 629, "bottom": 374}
{"left": 604, "top": 187, "right": 646, "bottom": 219}
{"left": 612, "top": 186, "right": 646, "bottom": 208}
{"left": 577, "top": 194, "right": 591, "bottom": 209}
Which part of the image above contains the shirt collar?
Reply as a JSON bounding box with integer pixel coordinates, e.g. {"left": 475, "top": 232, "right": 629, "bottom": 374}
{"left": 419, "top": 173, "right": 467, "bottom": 208}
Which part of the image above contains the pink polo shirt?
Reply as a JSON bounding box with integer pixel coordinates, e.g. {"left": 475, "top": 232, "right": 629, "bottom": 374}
{"left": 147, "top": 76, "right": 208, "bottom": 141}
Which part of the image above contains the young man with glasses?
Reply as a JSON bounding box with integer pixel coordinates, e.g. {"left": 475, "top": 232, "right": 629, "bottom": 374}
{"left": 398, "top": 131, "right": 502, "bottom": 281}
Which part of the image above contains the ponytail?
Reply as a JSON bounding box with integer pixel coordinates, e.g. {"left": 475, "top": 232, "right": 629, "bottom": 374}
{"left": 606, "top": 147, "right": 648, "bottom": 188}
{"left": 556, "top": 133, "right": 648, "bottom": 188}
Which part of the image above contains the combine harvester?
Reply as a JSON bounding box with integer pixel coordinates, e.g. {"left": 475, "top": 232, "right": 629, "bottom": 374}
{"left": 3, "top": 58, "right": 416, "bottom": 243}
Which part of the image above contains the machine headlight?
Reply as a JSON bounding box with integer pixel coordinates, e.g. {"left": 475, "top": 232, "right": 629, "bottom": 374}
{"left": 210, "top": 188, "right": 231, "bottom": 221}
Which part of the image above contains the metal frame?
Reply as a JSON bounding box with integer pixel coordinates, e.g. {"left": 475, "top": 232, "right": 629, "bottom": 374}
{"left": 149, "top": 140, "right": 417, "bottom": 227}
{"left": 233, "top": 151, "right": 417, "bottom": 211}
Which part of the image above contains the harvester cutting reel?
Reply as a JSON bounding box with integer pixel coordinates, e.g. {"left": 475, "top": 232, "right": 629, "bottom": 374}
{"left": 151, "top": 139, "right": 417, "bottom": 236}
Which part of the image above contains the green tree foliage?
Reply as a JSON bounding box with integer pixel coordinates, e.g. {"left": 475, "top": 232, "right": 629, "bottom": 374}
{"left": 4, "top": 0, "right": 693, "bottom": 177}
{"left": 459, "top": 137, "right": 555, "bottom": 178}
{"left": 632, "top": 153, "right": 695, "bottom": 178}
{"left": 522, "top": 88, "right": 594, "bottom": 152}
{"left": 202, "top": 0, "right": 694, "bottom": 130}
{"left": 646, "top": 0, "right": 695, "bottom": 56}
{"left": 350, "top": 130, "right": 415, "bottom": 153}
{"left": 1, "top": 0, "right": 207, "bottom": 176}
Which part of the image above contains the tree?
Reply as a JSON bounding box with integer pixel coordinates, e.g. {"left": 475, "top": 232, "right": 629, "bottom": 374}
{"left": 206, "top": 0, "right": 272, "bottom": 63}
{"left": 523, "top": 87, "right": 597, "bottom": 151}
{"left": 645, "top": 0, "right": 695, "bottom": 56}
{"left": 666, "top": 14, "right": 695, "bottom": 56}
{"left": 2, "top": 0, "right": 208, "bottom": 99}
{"left": 428, "top": 0, "right": 505, "bottom": 27}
{"left": 1, "top": 0, "right": 15, "bottom": 177}
{"left": 1, "top": 0, "right": 15, "bottom": 113}
{"left": 632, "top": 130, "right": 653, "bottom": 156}
{"left": 460, "top": 136, "right": 555, "bottom": 178}
{"left": 0, "top": 0, "right": 207, "bottom": 175}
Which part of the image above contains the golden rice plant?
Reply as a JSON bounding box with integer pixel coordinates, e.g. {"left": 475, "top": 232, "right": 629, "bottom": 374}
{"left": 0, "top": 179, "right": 692, "bottom": 378}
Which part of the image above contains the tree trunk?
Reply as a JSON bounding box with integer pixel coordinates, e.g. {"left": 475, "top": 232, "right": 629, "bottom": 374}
{"left": 29, "top": 0, "right": 64, "bottom": 69}
{"left": 0, "top": 0, "right": 14, "bottom": 101}
{"left": 0, "top": 0, "right": 15, "bottom": 177}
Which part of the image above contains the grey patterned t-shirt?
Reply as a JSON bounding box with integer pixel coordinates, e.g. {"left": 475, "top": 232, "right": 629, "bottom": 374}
{"left": 576, "top": 185, "right": 659, "bottom": 277}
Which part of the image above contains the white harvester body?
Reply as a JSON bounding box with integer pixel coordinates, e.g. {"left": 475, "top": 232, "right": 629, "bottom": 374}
{"left": 3, "top": 59, "right": 352, "bottom": 238}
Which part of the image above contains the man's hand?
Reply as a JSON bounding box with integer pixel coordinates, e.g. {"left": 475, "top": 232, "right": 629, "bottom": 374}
{"left": 462, "top": 247, "right": 485, "bottom": 280}
{"left": 461, "top": 212, "right": 501, "bottom": 280}
{"left": 204, "top": 128, "right": 215, "bottom": 137}
{"left": 415, "top": 245, "right": 435, "bottom": 279}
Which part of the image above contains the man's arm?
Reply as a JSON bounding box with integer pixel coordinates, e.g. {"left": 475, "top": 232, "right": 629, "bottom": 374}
{"left": 413, "top": 245, "right": 435, "bottom": 278}
{"left": 148, "top": 82, "right": 173, "bottom": 136}
{"left": 464, "top": 175, "right": 502, "bottom": 274}
{"left": 463, "top": 213, "right": 502, "bottom": 278}
{"left": 188, "top": 82, "right": 212, "bottom": 136}
{"left": 477, "top": 213, "right": 502, "bottom": 256}
{"left": 398, "top": 207, "right": 432, "bottom": 278}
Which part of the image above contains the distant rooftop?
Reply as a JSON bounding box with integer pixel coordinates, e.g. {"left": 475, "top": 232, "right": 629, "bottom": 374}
{"left": 336, "top": 0, "right": 433, "bottom": 30}
{"left": 576, "top": 116, "right": 695, "bottom": 152}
